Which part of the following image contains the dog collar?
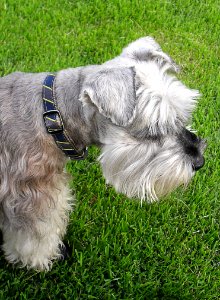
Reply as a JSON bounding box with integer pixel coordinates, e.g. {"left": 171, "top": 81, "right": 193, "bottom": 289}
{"left": 42, "top": 74, "right": 87, "bottom": 160}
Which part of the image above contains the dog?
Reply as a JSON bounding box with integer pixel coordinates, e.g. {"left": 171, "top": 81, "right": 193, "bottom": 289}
{"left": 0, "top": 37, "right": 206, "bottom": 270}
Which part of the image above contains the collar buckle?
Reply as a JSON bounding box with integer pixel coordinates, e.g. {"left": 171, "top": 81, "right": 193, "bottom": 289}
{"left": 43, "top": 109, "right": 64, "bottom": 134}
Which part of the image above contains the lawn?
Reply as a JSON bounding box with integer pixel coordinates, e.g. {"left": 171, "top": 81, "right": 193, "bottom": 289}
{"left": 0, "top": 0, "right": 219, "bottom": 299}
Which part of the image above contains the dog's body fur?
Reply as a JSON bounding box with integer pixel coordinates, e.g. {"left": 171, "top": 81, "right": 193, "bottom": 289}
{"left": 0, "top": 37, "right": 205, "bottom": 270}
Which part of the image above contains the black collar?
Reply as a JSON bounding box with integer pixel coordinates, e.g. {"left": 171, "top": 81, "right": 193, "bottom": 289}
{"left": 42, "top": 74, "right": 87, "bottom": 160}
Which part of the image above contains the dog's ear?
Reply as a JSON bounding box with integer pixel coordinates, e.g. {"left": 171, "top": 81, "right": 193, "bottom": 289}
{"left": 81, "top": 67, "right": 136, "bottom": 126}
{"left": 121, "top": 37, "right": 179, "bottom": 72}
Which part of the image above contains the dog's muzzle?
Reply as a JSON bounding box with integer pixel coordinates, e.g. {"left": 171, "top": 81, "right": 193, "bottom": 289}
{"left": 179, "top": 128, "right": 206, "bottom": 171}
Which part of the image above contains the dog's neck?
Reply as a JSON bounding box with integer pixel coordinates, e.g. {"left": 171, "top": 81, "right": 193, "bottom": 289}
{"left": 53, "top": 67, "right": 101, "bottom": 151}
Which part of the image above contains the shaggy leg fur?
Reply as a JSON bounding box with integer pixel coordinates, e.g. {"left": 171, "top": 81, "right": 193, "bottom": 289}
{"left": 2, "top": 179, "right": 72, "bottom": 270}
{"left": 0, "top": 136, "right": 72, "bottom": 270}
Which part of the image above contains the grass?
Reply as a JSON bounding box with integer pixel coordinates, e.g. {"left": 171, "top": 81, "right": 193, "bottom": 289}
{"left": 0, "top": 0, "right": 219, "bottom": 299}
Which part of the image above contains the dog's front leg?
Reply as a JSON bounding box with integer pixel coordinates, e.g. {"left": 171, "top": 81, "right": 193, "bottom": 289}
{"left": 1, "top": 172, "right": 72, "bottom": 271}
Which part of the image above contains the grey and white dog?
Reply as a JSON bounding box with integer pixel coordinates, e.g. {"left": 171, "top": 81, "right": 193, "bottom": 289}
{"left": 0, "top": 37, "right": 205, "bottom": 270}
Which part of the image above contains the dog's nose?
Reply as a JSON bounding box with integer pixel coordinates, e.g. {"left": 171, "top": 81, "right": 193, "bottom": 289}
{"left": 193, "top": 155, "right": 205, "bottom": 171}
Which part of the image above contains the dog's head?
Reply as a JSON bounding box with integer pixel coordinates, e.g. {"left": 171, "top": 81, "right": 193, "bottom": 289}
{"left": 80, "top": 37, "right": 206, "bottom": 201}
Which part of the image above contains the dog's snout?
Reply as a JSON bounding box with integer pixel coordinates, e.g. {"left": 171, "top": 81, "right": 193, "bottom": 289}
{"left": 192, "top": 155, "right": 205, "bottom": 171}
{"left": 179, "top": 128, "right": 206, "bottom": 172}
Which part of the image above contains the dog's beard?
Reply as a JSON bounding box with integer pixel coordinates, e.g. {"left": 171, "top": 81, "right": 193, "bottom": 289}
{"left": 99, "top": 138, "right": 194, "bottom": 202}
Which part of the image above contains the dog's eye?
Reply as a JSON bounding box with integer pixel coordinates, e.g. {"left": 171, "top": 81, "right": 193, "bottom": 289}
{"left": 131, "top": 130, "right": 162, "bottom": 144}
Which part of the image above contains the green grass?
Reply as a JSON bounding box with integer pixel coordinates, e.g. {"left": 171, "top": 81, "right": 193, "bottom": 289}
{"left": 0, "top": 0, "right": 219, "bottom": 299}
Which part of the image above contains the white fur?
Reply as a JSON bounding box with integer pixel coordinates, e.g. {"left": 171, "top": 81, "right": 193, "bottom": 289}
{"left": 2, "top": 180, "right": 72, "bottom": 270}
{"left": 121, "top": 36, "right": 174, "bottom": 66}
{"left": 134, "top": 62, "right": 200, "bottom": 135}
{"left": 99, "top": 129, "right": 194, "bottom": 202}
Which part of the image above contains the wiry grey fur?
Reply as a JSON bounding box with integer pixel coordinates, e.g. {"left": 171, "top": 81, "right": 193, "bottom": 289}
{"left": 0, "top": 37, "right": 205, "bottom": 270}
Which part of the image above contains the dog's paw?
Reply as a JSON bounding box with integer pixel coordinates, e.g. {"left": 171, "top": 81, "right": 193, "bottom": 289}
{"left": 59, "top": 242, "right": 71, "bottom": 260}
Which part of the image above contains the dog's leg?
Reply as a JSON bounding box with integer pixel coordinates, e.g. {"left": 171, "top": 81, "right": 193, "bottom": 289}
{"left": 0, "top": 137, "right": 73, "bottom": 270}
{"left": 2, "top": 174, "right": 72, "bottom": 270}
